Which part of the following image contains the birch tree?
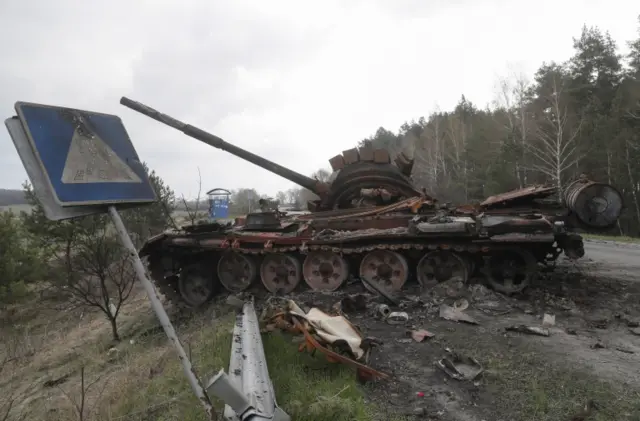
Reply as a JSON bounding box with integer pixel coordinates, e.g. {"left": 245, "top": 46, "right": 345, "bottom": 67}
{"left": 528, "top": 70, "right": 584, "bottom": 196}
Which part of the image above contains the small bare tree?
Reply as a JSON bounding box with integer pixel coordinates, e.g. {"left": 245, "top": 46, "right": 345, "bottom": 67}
{"left": 20, "top": 164, "right": 177, "bottom": 343}
{"left": 21, "top": 207, "right": 137, "bottom": 342}
{"left": 67, "top": 219, "right": 136, "bottom": 342}
{"left": 57, "top": 366, "right": 107, "bottom": 421}
{"left": 181, "top": 167, "right": 208, "bottom": 224}
{"left": 275, "top": 191, "right": 287, "bottom": 206}
{"left": 0, "top": 356, "right": 26, "bottom": 421}
{"left": 311, "top": 168, "right": 331, "bottom": 183}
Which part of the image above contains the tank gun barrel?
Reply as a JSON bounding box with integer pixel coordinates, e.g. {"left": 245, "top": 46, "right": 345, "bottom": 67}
{"left": 119, "top": 97, "right": 326, "bottom": 195}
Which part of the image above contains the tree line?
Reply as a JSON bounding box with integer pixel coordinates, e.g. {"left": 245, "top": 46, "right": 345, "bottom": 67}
{"left": 360, "top": 21, "right": 640, "bottom": 236}
{"left": 251, "top": 20, "right": 640, "bottom": 236}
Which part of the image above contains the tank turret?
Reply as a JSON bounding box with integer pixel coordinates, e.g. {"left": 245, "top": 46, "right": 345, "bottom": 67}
{"left": 120, "top": 97, "right": 423, "bottom": 211}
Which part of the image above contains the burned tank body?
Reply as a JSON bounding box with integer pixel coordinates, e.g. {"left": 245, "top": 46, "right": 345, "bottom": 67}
{"left": 120, "top": 97, "right": 624, "bottom": 309}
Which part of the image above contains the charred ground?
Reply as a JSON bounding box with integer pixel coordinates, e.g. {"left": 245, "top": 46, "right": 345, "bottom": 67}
{"left": 285, "top": 245, "right": 640, "bottom": 420}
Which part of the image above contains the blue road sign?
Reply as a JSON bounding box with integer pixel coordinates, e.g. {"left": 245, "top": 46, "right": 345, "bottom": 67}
{"left": 14, "top": 101, "right": 157, "bottom": 207}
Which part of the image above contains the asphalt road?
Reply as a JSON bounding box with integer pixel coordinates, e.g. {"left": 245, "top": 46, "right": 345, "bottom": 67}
{"left": 583, "top": 239, "right": 640, "bottom": 272}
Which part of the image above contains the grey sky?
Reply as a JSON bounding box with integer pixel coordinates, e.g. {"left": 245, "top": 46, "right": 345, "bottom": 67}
{"left": 0, "top": 0, "right": 638, "bottom": 198}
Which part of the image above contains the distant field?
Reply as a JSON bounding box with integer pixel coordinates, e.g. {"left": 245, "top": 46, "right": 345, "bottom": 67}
{"left": 0, "top": 204, "right": 33, "bottom": 214}
{"left": 0, "top": 205, "right": 240, "bottom": 225}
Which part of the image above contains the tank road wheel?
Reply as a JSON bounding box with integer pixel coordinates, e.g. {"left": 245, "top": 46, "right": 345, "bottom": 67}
{"left": 178, "top": 263, "right": 219, "bottom": 308}
{"left": 483, "top": 249, "right": 537, "bottom": 294}
{"left": 416, "top": 251, "right": 469, "bottom": 290}
{"left": 302, "top": 251, "right": 349, "bottom": 292}
{"left": 359, "top": 250, "right": 409, "bottom": 293}
{"left": 260, "top": 253, "right": 302, "bottom": 294}
{"left": 216, "top": 251, "right": 257, "bottom": 293}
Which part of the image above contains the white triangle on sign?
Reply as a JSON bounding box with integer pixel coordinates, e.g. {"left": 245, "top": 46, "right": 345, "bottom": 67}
{"left": 61, "top": 127, "right": 142, "bottom": 184}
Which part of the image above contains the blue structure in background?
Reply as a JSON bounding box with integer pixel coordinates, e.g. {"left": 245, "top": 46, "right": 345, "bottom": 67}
{"left": 207, "top": 188, "right": 231, "bottom": 219}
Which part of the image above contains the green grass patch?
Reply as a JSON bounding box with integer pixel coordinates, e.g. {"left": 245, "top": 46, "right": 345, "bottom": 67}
{"left": 582, "top": 233, "right": 640, "bottom": 243}
{"left": 105, "top": 313, "right": 405, "bottom": 421}
{"left": 439, "top": 328, "right": 640, "bottom": 421}
{"left": 484, "top": 350, "right": 640, "bottom": 420}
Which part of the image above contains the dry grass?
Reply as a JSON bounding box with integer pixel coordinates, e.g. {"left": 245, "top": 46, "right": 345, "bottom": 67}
{"left": 0, "top": 292, "right": 405, "bottom": 421}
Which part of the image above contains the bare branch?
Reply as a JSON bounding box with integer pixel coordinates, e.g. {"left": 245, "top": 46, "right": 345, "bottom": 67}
{"left": 57, "top": 366, "right": 106, "bottom": 421}
{"left": 182, "top": 167, "right": 204, "bottom": 225}
{"left": 1, "top": 356, "right": 30, "bottom": 421}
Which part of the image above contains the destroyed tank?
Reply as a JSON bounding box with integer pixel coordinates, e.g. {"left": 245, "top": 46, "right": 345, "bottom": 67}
{"left": 120, "top": 97, "right": 625, "bottom": 309}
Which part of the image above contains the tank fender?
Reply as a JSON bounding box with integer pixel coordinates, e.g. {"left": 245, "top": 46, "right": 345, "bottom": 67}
{"left": 138, "top": 232, "right": 169, "bottom": 257}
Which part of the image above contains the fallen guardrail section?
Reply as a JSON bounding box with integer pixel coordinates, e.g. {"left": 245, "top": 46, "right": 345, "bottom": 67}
{"left": 206, "top": 298, "right": 291, "bottom": 421}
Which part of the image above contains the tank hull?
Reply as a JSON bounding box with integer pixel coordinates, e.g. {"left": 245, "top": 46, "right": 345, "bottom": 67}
{"left": 140, "top": 187, "right": 604, "bottom": 309}
{"left": 119, "top": 98, "right": 623, "bottom": 308}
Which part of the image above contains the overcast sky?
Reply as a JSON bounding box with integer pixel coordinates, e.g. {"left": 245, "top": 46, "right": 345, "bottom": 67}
{"left": 0, "top": 0, "right": 638, "bottom": 199}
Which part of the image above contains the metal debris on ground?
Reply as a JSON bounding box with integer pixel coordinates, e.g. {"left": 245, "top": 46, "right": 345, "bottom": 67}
{"left": 505, "top": 325, "right": 550, "bottom": 337}
{"left": 260, "top": 298, "right": 388, "bottom": 381}
{"left": 336, "top": 294, "right": 368, "bottom": 313}
{"left": 386, "top": 311, "right": 409, "bottom": 325}
{"left": 453, "top": 298, "right": 469, "bottom": 311}
{"left": 542, "top": 313, "right": 556, "bottom": 327}
{"left": 436, "top": 349, "right": 484, "bottom": 381}
{"left": 359, "top": 275, "right": 399, "bottom": 305}
{"left": 439, "top": 303, "right": 479, "bottom": 325}
{"left": 468, "top": 284, "right": 496, "bottom": 302}
{"left": 624, "top": 318, "right": 639, "bottom": 328}
{"left": 398, "top": 295, "right": 424, "bottom": 310}
{"left": 375, "top": 304, "right": 392, "bottom": 319}
{"left": 569, "top": 400, "right": 600, "bottom": 421}
{"left": 410, "top": 329, "right": 435, "bottom": 342}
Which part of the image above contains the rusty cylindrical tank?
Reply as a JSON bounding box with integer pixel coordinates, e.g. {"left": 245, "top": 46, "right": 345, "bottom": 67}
{"left": 563, "top": 178, "right": 624, "bottom": 229}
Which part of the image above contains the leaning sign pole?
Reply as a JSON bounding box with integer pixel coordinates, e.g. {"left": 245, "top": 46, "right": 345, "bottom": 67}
{"left": 4, "top": 102, "right": 216, "bottom": 419}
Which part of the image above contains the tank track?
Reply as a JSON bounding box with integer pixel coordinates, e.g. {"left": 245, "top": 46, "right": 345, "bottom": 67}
{"left": 146, "top": 237, "right": 565, "bottom": 311}
{"left": 147, "top": 255, "right": 189, "bottom": 310}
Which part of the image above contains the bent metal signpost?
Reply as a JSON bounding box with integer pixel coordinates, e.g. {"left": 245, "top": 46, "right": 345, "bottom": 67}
{"left": 4, "top": 102, "right": 215, "bottom": 419}
{"left": 6, "top": 99, "right": 291, "bottom": 421}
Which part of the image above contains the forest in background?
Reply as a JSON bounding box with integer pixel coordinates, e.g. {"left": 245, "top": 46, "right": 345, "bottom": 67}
{"left": 230, "top": 19, "right": 640, "bottom": 236}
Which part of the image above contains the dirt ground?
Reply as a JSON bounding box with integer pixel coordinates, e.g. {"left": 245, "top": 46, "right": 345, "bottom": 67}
{"left": 279, "top": 252, "right": 640, "bottom": 421}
